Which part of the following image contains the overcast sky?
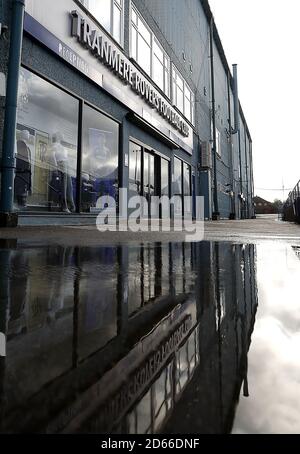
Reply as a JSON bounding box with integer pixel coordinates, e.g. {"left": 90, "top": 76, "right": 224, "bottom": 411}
{"left": 209, "top": 0, "right": 300, "bottom": 202}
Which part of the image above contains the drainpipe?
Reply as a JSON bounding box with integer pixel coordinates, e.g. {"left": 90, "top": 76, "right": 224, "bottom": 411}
{"left": 249, "top": 140, "right": 256, "bottom": 218}
{"left": 232, "top": 64, "right": 240, "bottom": 135}
{"left": 244, "top": 128, "right": 249, "bottom": 219}
{"left": 227, "top": 70, "right": 236, "bottom": 220}
{"left": 210, "top": 18, "right": 220, "bottom": 220}
{"left": 0, "top": 0, "right": 25, "bottom": 227}
{"left": 232, "top": 64, "right": 243, "bottom": 219}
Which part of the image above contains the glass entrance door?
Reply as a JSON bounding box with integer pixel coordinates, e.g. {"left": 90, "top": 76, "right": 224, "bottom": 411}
{"left": 173, "top": 157, "right": 192, "bottom": 218}
{"left": 160, "top": 157, "right": 170, "bottom": 218}
{"left": 129, "top": 141, "right": 170, "bottom": 220}
{"left": 183, "top": 162, "right": 192, "bottom": 218}
{"left": 129, "top": 142, "right": 142, "bottom": 199}
{"left": 143, "top": 151, "right": 156, "bottom": 218}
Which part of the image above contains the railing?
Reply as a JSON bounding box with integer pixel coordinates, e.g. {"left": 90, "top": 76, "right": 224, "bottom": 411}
{"left": 283, "top": 180, "right": 300, "bottom": 223}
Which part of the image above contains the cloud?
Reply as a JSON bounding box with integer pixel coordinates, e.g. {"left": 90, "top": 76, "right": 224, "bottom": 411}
{"left": 232, "top": 244, "right": 300, "bottom": 434}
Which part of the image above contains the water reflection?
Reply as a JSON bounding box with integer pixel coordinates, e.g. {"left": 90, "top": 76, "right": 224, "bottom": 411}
{"left": 232, "top": 243, "right": 300, "bottom": 434}
{"left": 0, "top": 241, "right": 257, "bottom": 433}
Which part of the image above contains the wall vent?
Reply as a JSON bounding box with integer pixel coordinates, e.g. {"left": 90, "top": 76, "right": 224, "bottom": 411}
{"left": 201, "top": 141, "right": 212, "bottom": 169}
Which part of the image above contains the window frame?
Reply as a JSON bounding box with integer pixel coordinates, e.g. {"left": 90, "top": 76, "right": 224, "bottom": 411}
{"left": 210, "top": 122, "right": 222, "bottom": 159}
{"left": 77, "top": 0, "right": 124, "bottom": 47}
{"left": 130, "top": 3, "right": 170, "bottom": 98}
{"left": 172, "top": 64, "right": 195, "bottom": 125}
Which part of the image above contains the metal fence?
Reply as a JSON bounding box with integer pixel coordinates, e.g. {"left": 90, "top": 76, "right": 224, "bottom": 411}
{"left": 283, "top": 180, "right": 300, "bottom": 223}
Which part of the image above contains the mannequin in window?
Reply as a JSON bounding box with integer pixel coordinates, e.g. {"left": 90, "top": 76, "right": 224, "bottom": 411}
{"left": 14, "top": 129, "right": 32, "bottom": 208}
{"left": 52, "top": 132, "right": 75, "bottom": 213}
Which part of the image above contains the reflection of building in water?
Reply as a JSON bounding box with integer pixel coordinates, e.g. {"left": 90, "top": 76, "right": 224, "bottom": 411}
{"left": 0, "top": 241, "right": 258, "bottom": 434}
{"left": 164, "top": 242, "right": 258, "bottom": 434}
{"left": 125, "top": 324, "right": 200, "bottom": 435}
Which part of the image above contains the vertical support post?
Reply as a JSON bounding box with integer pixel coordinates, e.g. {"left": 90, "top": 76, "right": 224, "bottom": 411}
{"left": 210, "top": 18, "right": 219, "bottom": 220}
{"left": 0, "top": 0, "right": 25, "bottom": 226}
{"left": 227, "top": 70, "right": 236, "bottom": 220}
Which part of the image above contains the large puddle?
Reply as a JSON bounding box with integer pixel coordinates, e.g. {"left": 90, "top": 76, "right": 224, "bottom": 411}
{"left": 0, "top": 241, "right": 299, "bottom": 434}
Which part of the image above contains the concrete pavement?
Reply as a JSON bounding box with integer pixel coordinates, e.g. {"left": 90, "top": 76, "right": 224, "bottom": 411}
{"left": 0, "top": 215, "right": 299, "bottom": 246}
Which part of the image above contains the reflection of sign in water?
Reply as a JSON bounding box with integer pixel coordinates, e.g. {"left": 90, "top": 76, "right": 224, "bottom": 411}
{"left": 45, "top": 312, "right": 194, "bottom": 434}
{"left": 87, "top": 315, "right": 193, "bottom": 432}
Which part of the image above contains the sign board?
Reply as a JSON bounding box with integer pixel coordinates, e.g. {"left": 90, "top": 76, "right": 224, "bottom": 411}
{"left": 24, "top": 0, "right": 194, "bottom": 154}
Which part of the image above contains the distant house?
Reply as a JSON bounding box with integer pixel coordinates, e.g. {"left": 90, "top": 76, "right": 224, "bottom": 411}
{"left": 253, "top": 196, "right": 277, "bottom": 214}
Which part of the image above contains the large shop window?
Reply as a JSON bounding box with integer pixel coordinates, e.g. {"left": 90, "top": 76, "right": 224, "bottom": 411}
{"left": 131, "top": 5, "right": 170, "bottom": 97}
{"left": 172, "top": 65, "right": 194, "bottom": 124}
{"left": 79, "top": 0, "right": 123, "bottom": 45}
{"left": 16, "top": 68, "right": 79, "bottom": 212}
{"left": 81, "top": 105, "right": 119, "bottom": 213}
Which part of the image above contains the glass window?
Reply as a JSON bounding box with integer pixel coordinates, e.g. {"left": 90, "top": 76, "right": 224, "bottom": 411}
{"left": 153, "top": 38, "right": 170, "bottom": 95}
{"left": 161, "top": 158, "right": 169, "bottom": 197}
{"left": 153, "top": 54, "right": 164, "bottom": 92}
{"left": 174, "top": 158, "right": 182, "bottom": 195}
{"left": 131, "top": 27, "right": 137, "bottom": 60}
{"left": 128, "top": 244, "right": 170, "bottom": 316}
{"left": 173, "top": 158, "right": 191, "bottom": 218}
{"left": 142, "top": 245, "right": 156, "bottom": 304}
{"left": 183, "top": 162, "right": 192, "bottom": 217}
{"left": 216, "top": 128, "right": 221, "bottom": 157}
{"left": 176, "top": 342, "right": 189, "bottom": 395}
{"left": 131, "top": 5, "right": 170, "bottom": 97}
{"left": 5, "top": 247, "right": 80, "bottom": 411}
{"left": 137, "top": 32, "right": 151, "bottom": 75}
{"left": 113, "top": 2, "right": 122, "bottom": 44}
{"left": 172, "top": 65, "right": 194, "bottom": 124}
{"left": 77, "top": 247, "right": 118, "bottom": 361}
{"left": 128, "top": 247, "right": 143, "bottom": 316}
{"left": 129, "top": 142, "right": 142, "bottom": 198}
{"left": 138, "top": 17, "right": 151, "bottom": 45}
{"left": 177, "top": 87, "right": 184, "bottom": 113}
{"left": 16, "top": 68, "right": 79, "bottom": 212}
{"left": 161, "top": 158, "right": 170, "bottom": 219}
{"left": 173, "top": 157, "right": 183, "bottom": 218}
{"left": 153, "top": 364, "right": 172, "bottom": 432}
{"left": 128, "top": 390, "right": 152, "bottom": 434}
{"left": 79, "top": 0, "right": 123, "bottom": 45}
{"left": 183, "top": 163, "right": 191, "bottom": 196}
{"left": 131, "top": 8, "right": 137, "bottom": 25}
{"left": 81, "top": 105, "right": 119, "bottom": 213}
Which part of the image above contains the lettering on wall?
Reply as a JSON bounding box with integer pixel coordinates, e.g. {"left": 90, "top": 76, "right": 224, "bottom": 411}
{"left": 71, "top": 10, "right": 190, "bottom": 138}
